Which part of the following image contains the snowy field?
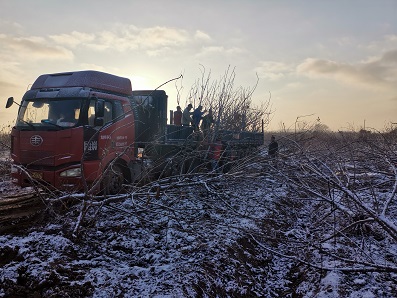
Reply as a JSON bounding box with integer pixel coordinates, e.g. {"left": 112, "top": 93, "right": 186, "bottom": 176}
{"left": 1, "top": 132, "right": 397, "bottom": 297}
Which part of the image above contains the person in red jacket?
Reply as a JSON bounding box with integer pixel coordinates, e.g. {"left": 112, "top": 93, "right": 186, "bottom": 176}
{"left": 173, "top": 106, "right": 182, "bottom": 126}
{"left": 209, "top": 137, "right": 223, "bottom": 172}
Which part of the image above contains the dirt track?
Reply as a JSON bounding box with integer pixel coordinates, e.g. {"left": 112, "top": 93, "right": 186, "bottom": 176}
{"left": 0, "top": 192, "right": 45, "bottom": 234}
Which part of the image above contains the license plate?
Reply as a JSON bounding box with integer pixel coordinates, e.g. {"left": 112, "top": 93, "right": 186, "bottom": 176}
{"left": 31, "top": 172, "right": 43, "bottom": 179}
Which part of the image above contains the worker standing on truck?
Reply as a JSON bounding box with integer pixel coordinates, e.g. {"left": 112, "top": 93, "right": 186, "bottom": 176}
{"left": 182, "top": 104, "right": 193, "bottom": 126}
{"left": 192, "top": 105, "right": 206, "bottom": 131}
{"left": 201, "top": 108, "right": 214, "bottom": 138}
{"left": 173, "top": 106, "right": 182, "bottom": 126}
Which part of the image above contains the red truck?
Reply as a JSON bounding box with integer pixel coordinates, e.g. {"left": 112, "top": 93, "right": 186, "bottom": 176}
{"left": 6, "top": 70, "right": 263, "bottom": 194}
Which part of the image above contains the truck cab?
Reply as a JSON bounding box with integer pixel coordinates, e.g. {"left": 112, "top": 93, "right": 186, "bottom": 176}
{"left": 8, "top": 71, "right": 136, "bottom": 194}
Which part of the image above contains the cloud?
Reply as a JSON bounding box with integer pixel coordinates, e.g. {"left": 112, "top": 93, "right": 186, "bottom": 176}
{"left": 286, "top": 82, "right": 303, "bottom": 89}
{"left": 363, "top": 49, "right": 397, "bottom": 83}
{"left": 0, "top": 20, "right": 24, "bottom": 34}
{"left": 255, "top": 61, "right": 294, "bottom": 81}
{"left": 0, "top": 75, "right": 24, "bottom": 100}
{"left": 4, "top": 24, "right": 214, "bottom": 63}
{"left": 297, "top": 50, "right": 397, "bottom": 90}
{"left": 380, "top": 49, "right": 397, "bottom": 64}
{"left": 49, "top": 31, "right": 95, "bottom": 48}
{"left": 385, "top": 34, "right": 397, "bottom": 42}
{"left": 0, "top": 34, "right": 73, "bottom": 61}
{"left": 196, "top": 46, "right": 225, "bottom": 57}
{"left": 195, "top": 46, "right": 245, "bottom": 58}
{"left": 0, "top": 80, "right": 18, "bottom": 91}
{"left": 225, "top": 47, "right": 244, "bottom": 55}
{"left": 0, "top": 34, "right": 74, "bottom": 94}
{"left": 362, "top": 34, "right": 397, "bottom": 53}
{"left": 139, "top": 26, "right": 190, "bottom": 48}
{"left": 49, "top": 25, "right": 191, "bottom": 54}
{"left": 194, "top": 30, "right": 212, "bottom": 42}
{"left": 146, "top": 47, "right": 173, "bottom": 57}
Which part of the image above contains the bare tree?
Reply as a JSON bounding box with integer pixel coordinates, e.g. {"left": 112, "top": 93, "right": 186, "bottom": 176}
{"left": 256, "top": 129, "right": 397, "bottom": 273}
{"left": 185, "top": 65, "right": 272, "bottom": 133}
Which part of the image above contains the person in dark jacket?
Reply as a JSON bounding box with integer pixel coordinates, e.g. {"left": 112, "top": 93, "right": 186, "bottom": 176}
{"left": 268, "top": 135, "right": 279, "bottom": 158}
{"left": 192, "top": 105, "right": 206, "bottom": 131}
{"left": 200, "top": 108, "right": 214, "bottom": 137}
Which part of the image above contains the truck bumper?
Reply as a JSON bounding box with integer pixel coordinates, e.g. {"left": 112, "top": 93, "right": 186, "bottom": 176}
{"left": 11, "top": 164, "right": 84, "bottom": 192}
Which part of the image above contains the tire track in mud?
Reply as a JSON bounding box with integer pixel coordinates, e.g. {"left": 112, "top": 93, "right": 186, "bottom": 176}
{"left": 0, "top": 193, "right": 46, "bottom": 234}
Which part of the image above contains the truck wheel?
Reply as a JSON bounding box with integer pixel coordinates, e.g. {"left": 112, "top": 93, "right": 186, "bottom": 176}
{"left": 104, "top": 164, "right": 124, "bottom": 195}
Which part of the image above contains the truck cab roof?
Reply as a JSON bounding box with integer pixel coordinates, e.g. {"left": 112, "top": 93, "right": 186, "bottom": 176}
{"left": 31, "top": 70, "right": 132, "bottom": 96}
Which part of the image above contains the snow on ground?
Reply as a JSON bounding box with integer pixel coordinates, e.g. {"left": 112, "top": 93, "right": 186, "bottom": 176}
{"left": 1, "top": 161, "right": 397, "bottom": 297}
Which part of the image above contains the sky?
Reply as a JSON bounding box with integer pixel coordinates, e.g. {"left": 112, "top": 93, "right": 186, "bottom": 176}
{"left": 0, "top": 0, "right": 396, "bottom": 132}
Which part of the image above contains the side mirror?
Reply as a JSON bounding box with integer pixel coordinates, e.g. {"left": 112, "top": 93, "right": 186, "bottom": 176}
{"left": 6, "top": 97, "right": 14, "bottom": 109}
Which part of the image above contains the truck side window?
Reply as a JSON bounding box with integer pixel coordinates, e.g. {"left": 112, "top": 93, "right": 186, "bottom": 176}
{"left": 88, "top": 100, "right": 123, "bottom": 126}
{"left": 104, "top": 102, "right": 113, "bottom": 124}
{"left": 114, "top": 101, "right": 124, "bottom": 119}
{"left": 88, "top": 100, "right": 96, "bottom": 126}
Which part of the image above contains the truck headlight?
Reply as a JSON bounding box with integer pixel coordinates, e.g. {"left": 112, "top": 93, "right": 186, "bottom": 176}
{"left": 60, "top": 167, "right": 81, "bottom": 177}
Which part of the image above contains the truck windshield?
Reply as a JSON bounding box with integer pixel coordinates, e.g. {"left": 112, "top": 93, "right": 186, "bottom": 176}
{"left": 16, "top": 98, "right": 84, "bottom": 129}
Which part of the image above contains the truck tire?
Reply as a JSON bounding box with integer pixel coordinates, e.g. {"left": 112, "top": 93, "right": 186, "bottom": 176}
{"left": 104, "top": 164, "right": 124, "bottom": 195}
